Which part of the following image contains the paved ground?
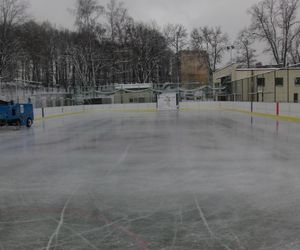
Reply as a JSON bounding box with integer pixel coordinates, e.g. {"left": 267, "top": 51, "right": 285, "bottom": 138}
{"left": 1, "top": 109, "right": 300, "bottom": 250}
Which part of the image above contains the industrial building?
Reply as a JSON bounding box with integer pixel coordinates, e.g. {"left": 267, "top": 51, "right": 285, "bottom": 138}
{"left": 113, "top": 83, "right": 154, "bottom": 104}
{"left": 213, "top": 63, "right": 300, "bottom": 103}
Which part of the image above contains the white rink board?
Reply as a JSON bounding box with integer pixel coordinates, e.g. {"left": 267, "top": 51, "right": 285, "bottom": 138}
{"left": 157, "top": 93, "right": 178, "bottom": 111}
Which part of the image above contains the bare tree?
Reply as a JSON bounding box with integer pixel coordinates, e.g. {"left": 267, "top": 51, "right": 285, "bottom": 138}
{"left": 72, "top": 0, "right": 105, "bottom": 90}
{"left": 249, "top": 0, "right": 300, "bottom": 66}
{"left": 0, "top": 0, "right": 28, "bottom": 27}
{"left": 128, "top": 22, "right": 169, "bottom": 83}
{"left": 74, "top": 0, "right": 104, "bottom": 32}
{"left": 289, "top": 32, "right": 300, "bottom": 63}
{"left": 0, "top": 0, "right": 29, "bottom": 79}
{"left": 0, "top": 0, "right": 176, "bottom": 89}
{"left": 163, "top": 24, "right": 187, "bottom": 82}
{"left": 235, "top": 28, "right": 257, "bottom": 67}
{"left": 105, "top": 0, "right": 134, "bottom": 84}
{"left": 191, "top": 26, "right": 228, "bottom": 78}
{"left": 106, "top": 0, "right": 133, "bottom": 44}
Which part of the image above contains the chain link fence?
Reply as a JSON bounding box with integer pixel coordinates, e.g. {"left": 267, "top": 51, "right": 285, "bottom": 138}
{"left": 0, "top": 79, "right": 220, "bottom": 108}
{"left": 0, "top": 79, "right": 73, "bottom": 108}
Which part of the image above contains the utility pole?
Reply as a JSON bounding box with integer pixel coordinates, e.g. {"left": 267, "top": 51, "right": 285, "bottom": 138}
{"left": 227, "top": 45, "right": 235, "bottom": 64}
{"left": 287, "top": 64, "right": 290, "bottom": 103}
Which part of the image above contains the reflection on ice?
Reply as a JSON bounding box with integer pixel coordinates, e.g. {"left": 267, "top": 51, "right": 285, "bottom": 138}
{"left": 0, "top": 110, "right": 300, "bottom": 249}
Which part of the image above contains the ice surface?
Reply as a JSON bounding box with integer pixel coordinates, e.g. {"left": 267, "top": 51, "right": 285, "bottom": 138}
{"left": 0, "top": 110, "right": 300, "bottom": 249}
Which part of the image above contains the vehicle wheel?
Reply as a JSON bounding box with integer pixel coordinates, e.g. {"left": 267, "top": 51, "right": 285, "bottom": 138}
{"left": 26, "top": 118, "right": 33, "bottom": 128}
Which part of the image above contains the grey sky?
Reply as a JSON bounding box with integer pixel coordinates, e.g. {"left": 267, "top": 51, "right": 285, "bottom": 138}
{"left": 29, "top": 0, "right": 266, "bottom": 65}
{"left": 29, "top": 0, "right": 259, "bottom": 39}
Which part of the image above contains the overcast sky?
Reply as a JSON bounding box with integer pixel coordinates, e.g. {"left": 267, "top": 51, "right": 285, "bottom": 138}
{"left": 29, "top": 0, "right": 260, "bottom": 38}
{"left": 29, "top": 0, "right": 267, "bottom": 64}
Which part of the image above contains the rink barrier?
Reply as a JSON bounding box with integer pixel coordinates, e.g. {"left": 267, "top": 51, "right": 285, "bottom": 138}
{"left": 34, "top": 102, "right": 300, "bottom": 123}
{"left": 34, "top": 103, "right": 157, "bottom": 120}
{"left": 218, "top": 102, "right": 300, "bottom": 123}
{"left": 179, "top": 101, "right": 300, "bottom": 123}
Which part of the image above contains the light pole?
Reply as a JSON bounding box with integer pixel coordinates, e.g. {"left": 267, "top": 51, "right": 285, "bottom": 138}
{"left": 227, "top": 45, "right": 235, "bottom": 64}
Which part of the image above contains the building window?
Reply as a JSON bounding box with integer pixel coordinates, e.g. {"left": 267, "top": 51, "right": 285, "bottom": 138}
{"left": 257, "top": 78, "right": 265, "bottom": 87}
{"left": 275, "top": 77, "right": 284, "bottom": 86}
{"left": 295, "top": 77, "right": 300, "bottom": 85}
{"left": 294, "top": 93, "right": 299, "bottom": 103}
{"left": 138, "top": 97, "right": 145, "bottom": 103}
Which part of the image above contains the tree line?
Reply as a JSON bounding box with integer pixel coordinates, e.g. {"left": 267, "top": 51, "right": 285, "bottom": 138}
{"left": 1, "top": 0, "right": 300, "bottom": 90}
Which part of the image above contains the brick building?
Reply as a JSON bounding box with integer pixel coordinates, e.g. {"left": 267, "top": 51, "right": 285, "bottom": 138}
{"left": 180, "top": 50, "right": 209, "bottom": 88}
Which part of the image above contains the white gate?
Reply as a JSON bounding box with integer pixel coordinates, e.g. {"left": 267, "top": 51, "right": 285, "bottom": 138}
{"left": 157, "top": 93, "right": 178, "bottom": 111}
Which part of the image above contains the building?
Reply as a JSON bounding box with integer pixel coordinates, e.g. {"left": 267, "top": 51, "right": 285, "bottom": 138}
{"left": 113, "top": 83, "right": 154, "bottom": 104}
{"left": 213, "top": 63, "right": 300, "bottom": 103}
{"left": 74, "top": 83, "right": 155, "bottom": 105}
{"left": 180, "top": 50, "right": 209, "bottom": 88}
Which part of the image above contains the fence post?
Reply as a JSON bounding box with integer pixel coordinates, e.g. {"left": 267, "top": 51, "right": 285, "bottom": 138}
{"left": 274, "top": 70, "right": 277, "bottom": 102}
{"left": 287, "top": 67, "right": 290, "bottom": 103}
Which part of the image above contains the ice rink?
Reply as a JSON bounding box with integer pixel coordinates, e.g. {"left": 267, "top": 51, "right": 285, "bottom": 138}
{"left": 1, "top": 109, "right": 300, "bottom": 250}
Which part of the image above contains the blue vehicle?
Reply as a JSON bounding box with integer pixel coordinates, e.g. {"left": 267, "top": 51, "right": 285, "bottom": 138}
{"left": 0, "top": 100, "right": 34, "bottom": 128}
